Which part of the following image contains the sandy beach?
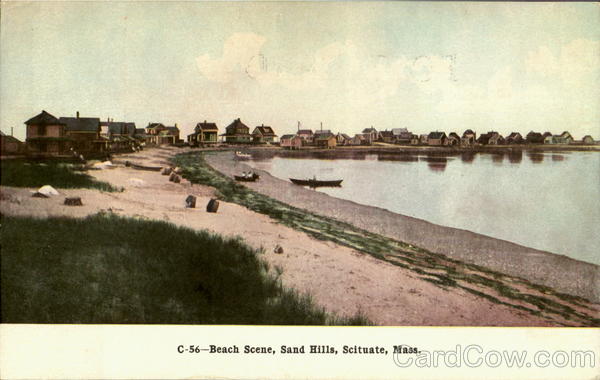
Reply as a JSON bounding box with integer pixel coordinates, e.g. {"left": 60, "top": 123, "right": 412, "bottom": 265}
{"left": 1, "top": 147, "right": 598, "bottom": 326}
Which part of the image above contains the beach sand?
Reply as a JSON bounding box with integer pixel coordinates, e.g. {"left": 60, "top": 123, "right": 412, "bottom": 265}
{"left": 1, "top": 146, "right": 597, "bottom": 326}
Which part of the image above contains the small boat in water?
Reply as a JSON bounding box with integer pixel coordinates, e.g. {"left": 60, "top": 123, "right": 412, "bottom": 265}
{"left": 234, "top": 173, "right": 260, "bottom": 182}
{"left": 289, "top": 177, "right": 343, "bottom": 188}
{"left": 234, "top": 151, "right": 252, "bottom": 160}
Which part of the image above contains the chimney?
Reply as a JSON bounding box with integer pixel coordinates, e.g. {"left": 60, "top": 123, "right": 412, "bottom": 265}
{"left": 76, "top": 111, "right": 80, "bottom": 119}
{"left": 11, "top": 127, "right": 14, "bottom": 136}
{"left": 297, "top": 121, "right": 300, "bottom": 131}
{"left": 320, "top": 122, "right": 323, "bottom": 131}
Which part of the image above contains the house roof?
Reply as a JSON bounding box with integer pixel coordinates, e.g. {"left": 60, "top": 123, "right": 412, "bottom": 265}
{"left": 428, "top": 131, "right": 446, "bottom": 139}
{"left": 196, "top": 121, "right": 218, "bottom": 132}
{"left": 147, "top": 123, "right": 165, "bottom": 129}
{"left": 297, "top": 129, "right": 313, "bottom": 135}
{"left": 254, "top": 125, "right": 276, "bottom": 136}
{"left": 315, "top": 134, "right": 335, "bottom": 141}
{"left": 166, "top": 126, "right": 179, "bottom": 133}
{"left": 380, "top": 131, "right": 394, "bottom": 138}
{"left": 507, "top": 132, "right": 522, "bottom": 138}
{"left": 25, "top": 110, "right": 63, "bottom": 126}
{"left": 135, "top": 128, "right": 146, "bottom": 134}
{"left": 280, "top": 134, "right": 296, "bottom": 140}
{"left": 362, "top": 128, "right": 377, "bottom": 133}
{"left": 463, "top": 129, "right": 475, "bottom": 136}
{"left": 337, "top": 133, "right": 351, "bottom": 139}
{"left": 225, "top": 118, "right": 250, "bottom": 133}
{"left": 448, "top": 132, "right": 460, "bottom": 139}
{"left": 392, "top": 128, "right": 408, "bottom": 135}
{"left": 59, "top": 117, "right": 100, "bottom": 132}
{"left": 0, "top": 132, "right": 22, "bottom": 144}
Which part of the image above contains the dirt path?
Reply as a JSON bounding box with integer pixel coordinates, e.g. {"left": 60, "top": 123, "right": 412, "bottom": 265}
{"left": 0, "top": 147, "right": 593, "bottom": 326}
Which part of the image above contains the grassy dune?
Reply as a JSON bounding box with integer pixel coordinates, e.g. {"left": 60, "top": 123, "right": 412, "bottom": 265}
{"left": 172, "top": 151, "right": 600, "bottom": 326}
{"left": 1, "top": 159, "right": 119, "bottom": 192}
{"left": 0, "top": 214, "right": 370, "bottom": 325}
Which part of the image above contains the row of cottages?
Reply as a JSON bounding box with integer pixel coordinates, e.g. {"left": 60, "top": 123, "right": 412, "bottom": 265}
{"left": 219, "top": 118, "right": 279, "bottom": 144}
{"left": 23, "top": 110, "right": 147, "bottom": 157}
{"left": 146, "top": 123, "right": 181, "bottom": 145}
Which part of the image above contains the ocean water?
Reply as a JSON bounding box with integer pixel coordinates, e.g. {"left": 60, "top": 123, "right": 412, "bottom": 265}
{"left": 248, "top": 151, "right": 600, "bottom": 265}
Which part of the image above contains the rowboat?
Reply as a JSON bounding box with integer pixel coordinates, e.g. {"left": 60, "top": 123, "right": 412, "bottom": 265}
{"left": 234, "top": 173, "right": 260, "bottom": 182}
{"left": 234, "top": 151, "right": 252, "bottom": 160}
{"left": 125, "top": 161, "right": 163, "bottom": 172}
{"left": 289, "top": 178, "right": 343, "bottom": 187}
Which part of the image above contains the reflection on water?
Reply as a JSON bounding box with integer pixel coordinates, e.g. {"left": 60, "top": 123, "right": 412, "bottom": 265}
{"left": 527, "top": 151, "right": 545, "bottom": 163}
{"left": 508, "top": 150, "right": 523, "bottom": 164}
{"left": 461, "top": 151, "right": 476, "bottom": 163}
{"left": 248, "top": 150, "right": 600, "bottom": 265}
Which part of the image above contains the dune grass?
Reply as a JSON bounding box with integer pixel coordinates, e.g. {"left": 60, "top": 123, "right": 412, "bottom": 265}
{"left": 1, "top": 159, "right": 119, "bottom": 192}
{"left": 0, "top": 213, "right": 370, "bottom": 325}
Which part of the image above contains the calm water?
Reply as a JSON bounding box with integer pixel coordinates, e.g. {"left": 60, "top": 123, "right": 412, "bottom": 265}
{"left": 248, "top": 151, "right": 600, "bottom": 265}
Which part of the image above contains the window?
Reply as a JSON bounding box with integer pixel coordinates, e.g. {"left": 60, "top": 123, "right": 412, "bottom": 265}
{"left": 37, "top": 125, "right": 47, "bottom": 136}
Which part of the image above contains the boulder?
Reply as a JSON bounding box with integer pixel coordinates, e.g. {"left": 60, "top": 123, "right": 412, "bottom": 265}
{"left": 162, "top": 167, "right": 172, "bottom": 175}
{"left": 36, "top": 185, "right": 59, "bottom": 197}
{"left": 173, "top": 175, "right": 181, "bottom": 184}
{"left": 206, "top": 198, "right": 219, "bottom": 213}
{"left": 64, "top": 197, "right": 83, "bottom": 206}
{"left": 274, "top": 245, "right": 284, "bottom": 254}
{"left": 185, "top": 195, "right": 196, "bottom": 208}
{"left": 169, "top": 172, "right": 177, "bottom": 182}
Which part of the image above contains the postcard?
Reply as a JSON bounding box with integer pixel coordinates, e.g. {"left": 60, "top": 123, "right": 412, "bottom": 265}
{"left": 1, "top": 1, "right": 598, "bottom": 379}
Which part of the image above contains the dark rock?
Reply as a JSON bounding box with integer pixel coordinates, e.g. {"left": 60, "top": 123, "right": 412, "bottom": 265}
{"left": 206, "top": 198, "right": 219, "bottom": 213}
{"left": 274, "top": 244, "right": 284, "bottom": 254}
{"left": 64, "top": 197, "right": 83, "bottom": 206}
{"left": 32, "top": 192, "right": 49, "bottom": 198}
{"left": 185, "top": 195, "right": 196, "bottom": 208}
{"left": 162, "top": 167, "right": 172, "bottom": 175}
{"left": 173, "top": 175, "right": 181, "bottom": 183}
{"left": 169, "top": 172, "right": 177, "bottom": 182}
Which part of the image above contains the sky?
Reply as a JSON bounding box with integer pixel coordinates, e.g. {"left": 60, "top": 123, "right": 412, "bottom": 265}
{"left": 1, "top": 1, "right": 599, "bottom": 141}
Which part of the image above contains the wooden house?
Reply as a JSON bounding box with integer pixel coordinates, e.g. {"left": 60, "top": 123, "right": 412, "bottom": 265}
{"left": 447, "top": 132, "right": 460, "bottom": 146}
{"left": 419, "top": 134, "right": 429, "bottom": 145}
{"left": 315, "top": 134, "right": 337, "bottom": 149}
{"left": 582, "top": 135, "right": 595, "bottom": 145}
{"left": 280, "top": 134, "right": 302, "bottom": 150}
{"left": 296, "top": 129, "right": 314, "bottom": 145}
{"left": 549, "top": 131, "right": 574, "bottom": 145}
{"left": 427, "top": 131, "right": 447, "bottom": 146}
{"left": 478, "top": 131, "right": 504, "bottom": 145}
{"left": 505, "top": 132, "right": 524, "bottom": 144}
{"left": 146, "top": 123, "right": 167, "bottom": 145}
{"left": 188, "top": 121, "right": 218, "bottom": 146}
{"left": 252, "top": 125, "right": 277, "bottom": 143}
{"left": 349, "top": 134, "right": 365, "bottom": 146}
{"left": 335, "top": 133, "right": 351, "bottom": 146}
{"left": 222, "top": 118, "right": 252, "bottom": 143}
{"left": 24, "top": 110, "right": 70, "bottom": 156}
{"left": 392, "top": 128, "right": 413, "bottom": 145}
{"left": 526, "top": 131, "right": 545, "bottom": 144}
{"left": 59, "top": 113, "right": 102, "bottom": 153}
{"left": 379, "top": 130, "right": 395, "bottom": 143}
{"left": 410, "top": 134, "right": 420, "bottom": 145}
{"left": 362, "top": 127, "right": 380, "bottom": 144}
{"left": 461, "top": 129, "right": 477, "bottom": 146}
{"left": 0, "top": 131, "right": 25, "bottom": 155}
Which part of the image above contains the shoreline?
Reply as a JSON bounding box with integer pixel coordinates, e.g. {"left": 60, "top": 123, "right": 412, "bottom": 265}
{"left": 205, "top": 150, "right": 600, "bottom": 303}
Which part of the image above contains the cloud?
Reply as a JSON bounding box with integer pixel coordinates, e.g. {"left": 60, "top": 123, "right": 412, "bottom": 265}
{"left": 526, "top": 39, "right": 600, "bottom": 84}
{"left": 196, "top": 33, "right": 267, "bottom": 83}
